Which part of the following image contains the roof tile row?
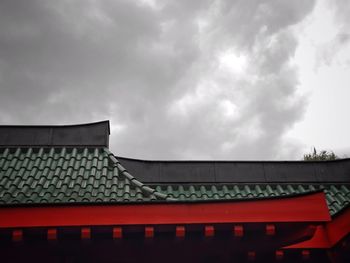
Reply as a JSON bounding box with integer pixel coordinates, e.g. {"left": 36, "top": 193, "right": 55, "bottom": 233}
{"left": 151, "top": 184, "right": 350, "bottom": 215}
{"left": 0, "top": 147, "right": 164, "bottom": 204}
{"left": 0, "top": 147, "right": 349, "bottom": 216}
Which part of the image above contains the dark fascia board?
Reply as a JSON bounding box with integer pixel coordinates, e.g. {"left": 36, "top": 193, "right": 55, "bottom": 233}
{"left": 116, "top": 155, "right": 350, "bottom": 163}
{"left": 0, "top": 120, "right": 110, "bottom": 148}
{"left": 116, "top": 156, "right": 350, "bottom": 183}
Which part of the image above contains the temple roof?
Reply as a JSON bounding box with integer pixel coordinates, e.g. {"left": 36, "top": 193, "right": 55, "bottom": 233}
{"left": 0, "top": 146, "right": 348, "bottom": 215}
{"left": 0, "top": 121, "right": 349, "bottom": 216}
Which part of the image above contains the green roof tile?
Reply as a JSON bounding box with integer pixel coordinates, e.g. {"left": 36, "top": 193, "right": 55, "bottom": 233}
{"left": 0, "top": 147, "right": 166, "bottom": 205}
{"left": 147, "top": 183, "right": 350, "bottom": 216}
{"left": 0, "top": 147, "right": 349, "bottom": 217}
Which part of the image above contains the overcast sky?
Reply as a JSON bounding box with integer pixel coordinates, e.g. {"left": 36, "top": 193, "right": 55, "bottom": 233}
{"left": 0, "top": 0, "right": 349, "bottom": 160}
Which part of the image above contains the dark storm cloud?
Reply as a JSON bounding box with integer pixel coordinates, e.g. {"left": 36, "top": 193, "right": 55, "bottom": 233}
{"left": 0, "top": 0, "right": 317, "bottom": 159}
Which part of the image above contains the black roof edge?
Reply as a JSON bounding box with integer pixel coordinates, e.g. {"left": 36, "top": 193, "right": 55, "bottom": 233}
{"left": 116, "top": 155, "right": 350, "bottom": 163}
{"left": 0, "top": 120, "right": 110, "bottom": 133}
{"left": 116, "top": 155, "right": 350, "bottom": 183}
{"left": 147, "top": 182, "right": 350, "bottom": 185}
{"left": 0, "top": 120, "right": 110, "bottom": 148}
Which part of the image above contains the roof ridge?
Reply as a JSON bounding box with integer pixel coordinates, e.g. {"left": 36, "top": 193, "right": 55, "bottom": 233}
{"left": 116, "top": 156, "right": 350, "bottom": 183}
{"left": 0, "top": 121, "right": 110, "bottom": 148}
{"left": 115, "top": 155, "right": 350, "bottom": 163}
{"left": 103, "top": 148, "right": 168, "bottom": 201}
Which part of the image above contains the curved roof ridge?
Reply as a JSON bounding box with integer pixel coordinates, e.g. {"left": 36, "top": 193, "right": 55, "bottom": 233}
{"left": 103, "top": 148, "right": 168, "bottom": 201}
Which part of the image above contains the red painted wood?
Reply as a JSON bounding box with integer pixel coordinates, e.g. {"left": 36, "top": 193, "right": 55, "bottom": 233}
{"left": 266, "top": 224, "right": 275, "bottom": 236}
{"left": 12, "top": 229, "right": 23, "bottom": 242}
{"left": 0, "top": 192, "right": 330, "bottom": 228}
{"left": 81, "top": 227, "right": 91, "bottom": 240}
{"left": 113, "top": 227, "right": 122, "bottom": 239}
{"left": 176, "top": 226, "right": 185, "bottom": 238}
{"left": 47, "top": 228, "right": 57, "bottom": 241}
{"left": 145, "top": 226, "right": 154, "bottom": 238}
{"left": 285, "top": 225, "right": 330, "bottom": 249}
{"left": 275, "top": 250, "right": 284, "bottom": 260}
{"left": 233, "top": 225, "right": 243, "bottom": 237}
{"left": 326, "top": 207, "right": 350, "bottom": 246}
{"left": 284, "top": 207, "right": 350, "bottom": 249}
{"left": 204, "top": 225, "right": 214, "bottom": 237}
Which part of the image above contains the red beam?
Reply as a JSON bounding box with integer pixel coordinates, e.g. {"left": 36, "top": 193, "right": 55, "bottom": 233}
{"left": 266, "top": 224, "right": 275, "bottom": 236}
{"left": 145, "top": 226, "right": 154, "bottom": 238}
{"left": 81, "top": 227, "right": 91, "bottom": 240}
{"left": 12, "top": 229, "right": 23, "bottom": 242}
{"left": 176, "top": 226, "right": 185, "bottom": 238}
{"left": 0, "top": 192, "right": 330, "bottom": 228}
{"left": 113, "top": 227, "right": 122, "bottom": 239}
{"left": 326, "top": 207, "right": 350, "bottom": 246}
{"left": 233, "top": 225, "right": 243, "bottom": 237}
{"left": 47, "top": 228, "right": 57, "bottom": 241}
{"left": 275, "top": 250, "right": 284, "bottom": 260}
{"left": 285, "top": 207, "right": 350, "bottom": 249}
{"left": 285, "top": 225, "right": 330, "bottom": 249}
{"left": 204, "top": 225, "right": 215, "bottom": 237}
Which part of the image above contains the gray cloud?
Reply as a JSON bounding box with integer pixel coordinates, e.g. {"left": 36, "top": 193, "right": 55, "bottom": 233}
{"left": 0, "top": 0, "right": 317, "bottom": 159}
{"left": 315, "top": 1, "right": 350, "bottom": 66}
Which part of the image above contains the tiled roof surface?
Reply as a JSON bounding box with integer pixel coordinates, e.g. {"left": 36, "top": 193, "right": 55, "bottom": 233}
{"left": 151, "top": 184, "right": 350, "bottom": 216}
{"left": 0, "top": 147, "right": 166, "bottom": 204}
{"left": 0, "top": 147, "right": 349, "bottom": 216}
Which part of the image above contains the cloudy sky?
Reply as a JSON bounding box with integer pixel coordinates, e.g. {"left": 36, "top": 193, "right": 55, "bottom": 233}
{"left": 0, "top": 0, "right": 349, "bottom": 160}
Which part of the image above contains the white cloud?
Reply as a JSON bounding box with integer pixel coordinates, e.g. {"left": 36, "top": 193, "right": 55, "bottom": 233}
{"left": 288, "top": 0, "right": 350, "bottom": 157}
{"left": 6, "top": 0, "right": 349, "bottom": 160}
{"left": 218, "top": 49, "right": 248, "bottom": 75}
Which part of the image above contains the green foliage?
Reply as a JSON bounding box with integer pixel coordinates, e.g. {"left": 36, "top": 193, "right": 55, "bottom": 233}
{"left": 303, "top": 147, "right": 338, "bottom": 161}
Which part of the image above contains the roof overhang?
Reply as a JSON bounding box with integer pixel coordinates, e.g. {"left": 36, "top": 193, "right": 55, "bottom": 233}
{"left": 0, "top": 192, "right": 330, "bottom": 228}
{"left": 285, "top": 206, "right": 350, "bottom": 249}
